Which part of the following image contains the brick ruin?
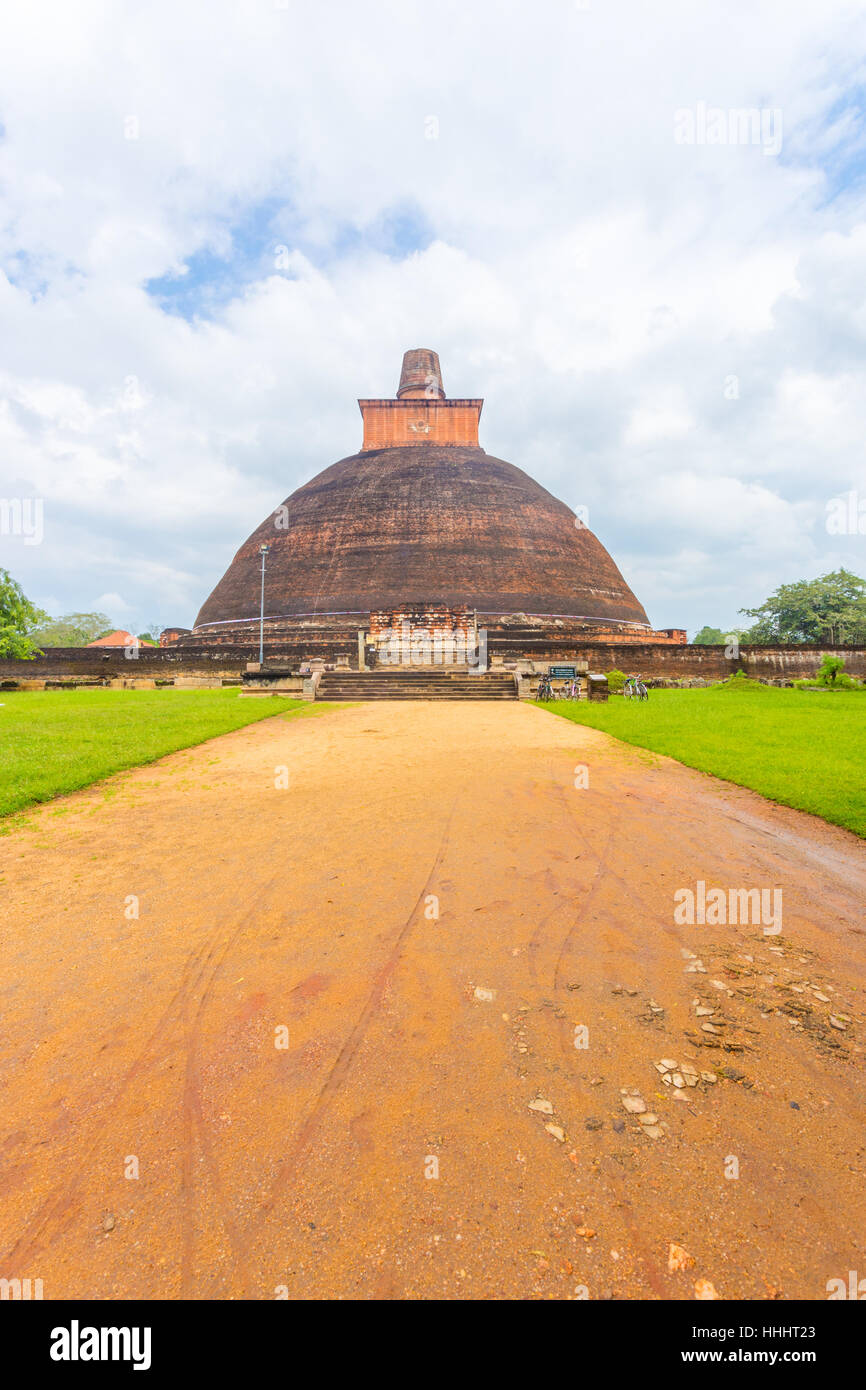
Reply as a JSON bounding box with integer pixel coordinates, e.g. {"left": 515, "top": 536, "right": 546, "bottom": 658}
{"left": 368, "top": 603, "right": 478, "bottom": 667}
{"left": 3, "top": 641, "right": 864, "bottom": 691}
{"left": 6, "top": 350, "right": 863, "bottom": 690}
{"left": 186, "top": 349, "right": 677, "bottom": 652}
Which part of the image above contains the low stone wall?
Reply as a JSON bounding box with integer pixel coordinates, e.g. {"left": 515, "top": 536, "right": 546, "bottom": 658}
{"left": 493, "top": 642, "right": 866, "bottom": 681}
{"left": 2, "top": 641, "right": 864, "bottom": 687}
{"left": 0, "top": 646, "right": 255, "bottom": 683}
{"left": 488, "top": 620, "right": 687, "bottom": 645}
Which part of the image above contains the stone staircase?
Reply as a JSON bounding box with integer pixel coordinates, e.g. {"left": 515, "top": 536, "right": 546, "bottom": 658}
{"left": 316, "top": 669, "right": 518, "bottom": 700}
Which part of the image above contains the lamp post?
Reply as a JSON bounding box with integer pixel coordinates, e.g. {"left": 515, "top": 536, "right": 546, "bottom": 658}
{"left": 258, "top": 543, "right": 270, "bottom": 666}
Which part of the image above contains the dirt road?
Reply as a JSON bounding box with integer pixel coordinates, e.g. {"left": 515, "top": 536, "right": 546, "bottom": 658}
{"left": 1, "top": 700, "right": 864, "bottom": 1300}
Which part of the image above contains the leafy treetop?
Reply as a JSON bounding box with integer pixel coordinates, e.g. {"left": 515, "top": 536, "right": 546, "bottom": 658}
{"left": 0, "top": 569, "right": 48, "bottom": 659}
{"left": 31, "top": 612, "right": 114, "bottom": 647}
{"left": 740, "top": 569, "right": 866, "bottom": 644}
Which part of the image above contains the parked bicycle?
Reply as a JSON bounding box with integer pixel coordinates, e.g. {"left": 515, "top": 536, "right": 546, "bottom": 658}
{"left": 623, "top": 673, "right": 649, "bottom": 701}
{"left": 536, "top": 674, "right": 554, "bottom": 701}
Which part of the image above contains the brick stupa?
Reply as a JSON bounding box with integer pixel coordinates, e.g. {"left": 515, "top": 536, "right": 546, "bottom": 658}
{"left": 189, "top": 350, "right": 666, "bottom": 651}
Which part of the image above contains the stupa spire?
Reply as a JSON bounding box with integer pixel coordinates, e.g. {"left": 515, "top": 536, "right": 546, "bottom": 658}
{"left": 356, "top": 348, "right": 482, "bottom": 450}
{"left": 396, "top": 348, "right": 445, "bottom": 400}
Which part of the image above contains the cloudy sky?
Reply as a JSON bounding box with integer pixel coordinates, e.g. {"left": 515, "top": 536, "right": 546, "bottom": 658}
{"left": 1, "top": 0, "right": 865, "bottom": 637}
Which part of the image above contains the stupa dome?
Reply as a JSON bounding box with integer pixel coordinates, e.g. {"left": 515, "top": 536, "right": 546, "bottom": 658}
{"left": 193, "top": 351, "right": 650, "bottom": 633}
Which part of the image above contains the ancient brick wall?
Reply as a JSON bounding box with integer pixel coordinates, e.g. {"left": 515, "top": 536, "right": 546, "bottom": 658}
{"left": 490, "top": 641, "right": 866, "bottom": 680}
{"left": 488, "top": 620, "right": 686, "bottom": 645}
{"left": 0, "top": 647, "right": 256, "bottom": 682}
{"left": 578, "top": 626, "right": 687, "bottom": 645}
{"left": 369, "top": 602, "right": 476, "bottom": 665}
{"left": 3, "top": 641, "right": 864, "bottom": 685}
{"left": 369, "top": 603, "right": 474, "bottom": 639}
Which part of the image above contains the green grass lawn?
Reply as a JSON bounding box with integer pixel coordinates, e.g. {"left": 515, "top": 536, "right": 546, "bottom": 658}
{"left": 0, "top": 688, "right": 306, "bottom": 820}
{"left": 538, "top": 682, "right": 866, "bottom": 837}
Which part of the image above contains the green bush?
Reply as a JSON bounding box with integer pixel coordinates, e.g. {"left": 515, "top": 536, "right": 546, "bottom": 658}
{"left": 606, "top": 668, "right": 627, "bottom": 692}
{"left": 817, "top": 654, "right": 846, "bottom": 685}
{"left": 793, "top": 657, "right": 864, "bottom": 690}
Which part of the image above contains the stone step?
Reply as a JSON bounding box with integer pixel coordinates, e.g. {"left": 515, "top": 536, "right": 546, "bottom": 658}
{"left": 317, "top": 671, "right": 518, "bottom": 700}
{"left": 319, "top": 694, "right": 517, "bottom": 701}
{"left": 318, "top": 681, "right": 515, "bottom": 686}
{"left": 329, "top": 672, "right": 515, "bottom": 676}
{"left": 324, "top": 689, "right": 517, "bottom": 693}
{"left": 320, "top": 680, "right": 516, "bottom": 687}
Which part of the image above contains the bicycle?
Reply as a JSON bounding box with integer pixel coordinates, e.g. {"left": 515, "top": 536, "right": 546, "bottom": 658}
{"left": 536, "top": 675, "right": 554, "bottom": 701}
{"left": 624, "top": 675, "right": 649, "bottom": 701}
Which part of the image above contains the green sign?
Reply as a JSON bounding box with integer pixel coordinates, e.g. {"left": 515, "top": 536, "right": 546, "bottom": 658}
{"left": 549, "top": 665, "right": 577, "bottom": 678}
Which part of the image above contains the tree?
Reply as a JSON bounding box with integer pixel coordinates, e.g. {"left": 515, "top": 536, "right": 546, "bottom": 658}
{"left": 31, "top": 612, "right": 113, "bottom": 647}
{"left": 693, "top": 625, "right": 752, "bottom": 646}
{"left": 0, "top": 569, "right": 48, "bottom": 658}
{"left": 740, "top": 569, "right": 866, "bottom": 644}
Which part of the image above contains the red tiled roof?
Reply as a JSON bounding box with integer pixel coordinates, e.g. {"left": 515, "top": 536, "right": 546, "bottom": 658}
{"left": 86, "top": 630, "right": 138, "bottom": 647}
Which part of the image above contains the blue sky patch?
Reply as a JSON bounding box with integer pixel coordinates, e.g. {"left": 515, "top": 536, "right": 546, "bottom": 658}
{"left": 145, "top": 196, "right": 435, "bottom": 320}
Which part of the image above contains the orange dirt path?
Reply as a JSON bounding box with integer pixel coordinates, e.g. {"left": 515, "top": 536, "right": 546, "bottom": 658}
{"left": 0, "top": 700, "right": 864, "bottom": 1301}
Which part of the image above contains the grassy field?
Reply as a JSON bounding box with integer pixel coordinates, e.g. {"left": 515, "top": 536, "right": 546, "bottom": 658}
{"left": 0, "top": 688, "right": 306, "bottom": 820}
{"left": 538, "top": 681, "right": 866, "bottom": 837}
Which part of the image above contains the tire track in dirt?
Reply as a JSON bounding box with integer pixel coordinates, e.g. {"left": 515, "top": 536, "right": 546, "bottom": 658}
{"left": 1, "top": 932, "right": 217, "bottom": 1275}
{"left": 177, "top": 875, "right": 292, "bottom": 1299}
{"left": 532, "top": 742, "right": 862, "bottom": 1299}
{"left": 540, "top": 759, "right": 703, "bottom": 985}
{"left": 219, "top": 795, "right": 461, "bottom": 1288}
{"left": 2, "top": 870, "right": 283, "bottom": 1280}
{"left": 526, "top": 762, "right": 709, "bottom": 1298}
{"left": 520, "top": 759, "right": 615, "bottom": 990}
{"left": 487, "top": 763, "right": 671, "bottom": 1297}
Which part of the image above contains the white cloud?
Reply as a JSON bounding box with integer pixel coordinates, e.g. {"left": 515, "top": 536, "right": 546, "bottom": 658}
{"left": 93, "top": 592, "right": 132, "bottom": 617}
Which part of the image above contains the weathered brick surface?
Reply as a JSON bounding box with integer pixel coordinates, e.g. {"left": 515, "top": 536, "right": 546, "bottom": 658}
{"left": 358, "top": 400, "right": 483, "bottom": 450}
{"left": 4, "top": 641, "right": 863, "bottom": 686}
{"left": 493, "top": 642, "right": 866, "bottom": 680}
{"left": 193, "top": 352, "right": 656, "bottom": 636}
{"left": 0, "top": 647, "right": 255, "bottom": 681}
{"left": 193, "top": 443, "right": 652, "bottom": 632}
{"left": 369, "top": 602, "right": 474, "bottom": 640}
{"left": 368, "top": 602, "right": 477, "bottom": 665}
{"left": 395, "top": 348, "right": 446, "bottom": 399}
